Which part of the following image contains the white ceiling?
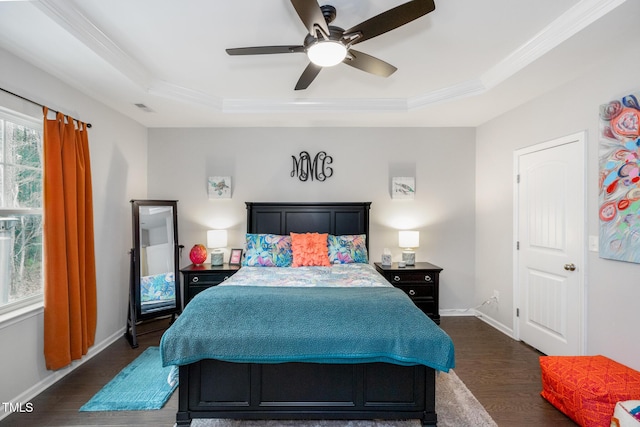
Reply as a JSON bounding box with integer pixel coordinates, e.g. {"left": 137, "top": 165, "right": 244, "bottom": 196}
{"left": 0, "top": 0, "right": 634, "bottom": 127}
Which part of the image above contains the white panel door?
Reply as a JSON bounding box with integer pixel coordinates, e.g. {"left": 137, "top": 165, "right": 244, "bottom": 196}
{"left": 515, "top": 132, "right": 585, "bottom": 356}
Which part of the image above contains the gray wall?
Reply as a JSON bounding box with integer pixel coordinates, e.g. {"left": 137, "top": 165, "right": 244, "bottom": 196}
{"left": 147, "top": 127, "right": 477, "bottom": 313}
{"left": 0, "top": 47, "right": 147, "bottom": 410}
{"left": 475, "top": 23, "right": 640, "bottom": 370}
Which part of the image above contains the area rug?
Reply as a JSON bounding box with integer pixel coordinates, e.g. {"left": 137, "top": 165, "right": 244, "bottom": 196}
{"left": 80, "top": 346, "right": 177, "bottom": 411}
{"left": 189, "top": 370, "right": 496, "bottom": 427}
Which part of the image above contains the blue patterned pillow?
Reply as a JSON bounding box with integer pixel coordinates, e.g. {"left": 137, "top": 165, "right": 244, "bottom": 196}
{"left": 328, "top": 234, "right": 368, "bottom": 264}
{"left": 243, "top": 234, "right": 293, "bottom": 267}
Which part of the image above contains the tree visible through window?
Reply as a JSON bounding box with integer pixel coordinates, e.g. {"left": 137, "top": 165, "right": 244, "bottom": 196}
{"left": 0, "top": 108, "right": 43, "bottom": 312}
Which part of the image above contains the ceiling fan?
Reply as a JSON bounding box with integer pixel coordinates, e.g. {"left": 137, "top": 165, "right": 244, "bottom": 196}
{"left": 226, "top": 0, "right": 436, "bottom": 90}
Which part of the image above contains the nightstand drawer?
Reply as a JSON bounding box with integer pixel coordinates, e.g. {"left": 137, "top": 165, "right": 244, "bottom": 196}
{"left": 181, "top": 263, "right": 240, "bottom": 305}
{"left": 389, "top": 272, "right": 437, "bottom": 284}
{"left": 394, "top": 283, "right": 435, "bottom": 299}
{"left": 374, "top": 262, "right": 442, "bottom": 324}
{"left": 186, "top": 272, "right": 232, "bottom": 285}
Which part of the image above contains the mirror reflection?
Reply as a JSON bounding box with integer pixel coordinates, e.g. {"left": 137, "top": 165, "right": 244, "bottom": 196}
{"left": 138, "top": 205, "right": 176, "bottom": 315}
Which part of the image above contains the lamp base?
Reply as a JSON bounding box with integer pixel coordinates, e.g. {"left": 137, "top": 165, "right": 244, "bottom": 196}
{"left": 402, "top": 250, "right": 415, "bottom": 266}
{"left": 211, "top": 250, "right": 224, "bottom": 266}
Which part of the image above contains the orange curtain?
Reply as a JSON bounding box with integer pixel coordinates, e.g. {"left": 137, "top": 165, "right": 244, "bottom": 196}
{"left": 43, "top": 108, "right": 97, "bottom": 371}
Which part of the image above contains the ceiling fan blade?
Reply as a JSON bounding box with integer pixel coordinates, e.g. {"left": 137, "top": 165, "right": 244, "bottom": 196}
{"left": 344, "top": 0, "right": 435, "bottom": 45}
{"left": 344, "top": 50, "right": 397, "bottom": 77}
{"left": 295, "top": 62, "right": 322, "bottom": 90}
{"left": 290, "top": 0, "right": 330, "bottom": 37}
{"left": 226, "top": 46, "right": 305, "bottom": 55}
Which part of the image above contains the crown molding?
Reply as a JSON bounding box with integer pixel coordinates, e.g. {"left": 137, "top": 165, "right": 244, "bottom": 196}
{"left": 148, "top": 80, "right": 224, "bottom": 110}
{"left": 34, "top": 0, "right": 151, "bottom": 88}
{"left": 217, "top": 0, "right": 630, "bottom": 113}
{"left": 31, "top": 0, "right": 628, "bottom": 114}
{"left": 223, "top": 97, "right": 407, "bottom": 113}
{"left": 481, "top": 0, "right": 628, "bottom": 89}
{"left": 407, "top": 79, "right": 486, "bottom": 110}
{"left": 411, "top": 0, "right": 628, "bottom": 110}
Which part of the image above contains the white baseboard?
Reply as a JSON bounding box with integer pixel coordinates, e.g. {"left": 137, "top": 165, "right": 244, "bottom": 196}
{"left": 440, "top": 308, "right": 477, "bottom": 317}
{"left": 441, "top": 309, "right": 515, "bottom": 339}
{"left": 474, "top": 311, "right": 515, "bottom": 338}
{"left": 0, "top": 327, "right": 125, "bottom": 422}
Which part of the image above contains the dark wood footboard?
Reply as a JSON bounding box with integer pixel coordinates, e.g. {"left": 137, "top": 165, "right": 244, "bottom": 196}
{"left": 176, "top": 360, "right": 437, "bottom": 426}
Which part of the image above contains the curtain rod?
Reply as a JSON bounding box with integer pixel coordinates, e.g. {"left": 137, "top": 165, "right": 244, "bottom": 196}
{"left": 0, "top": 87, "right": 92, "bottom": 128}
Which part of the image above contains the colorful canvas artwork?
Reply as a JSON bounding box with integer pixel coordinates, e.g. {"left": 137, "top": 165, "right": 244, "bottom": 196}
{"left": 599, "top": 93, "right": 640, "bottom": 263}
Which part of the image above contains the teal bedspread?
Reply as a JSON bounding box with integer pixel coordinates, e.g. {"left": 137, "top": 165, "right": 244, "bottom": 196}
{"left": 160, "top": 285, "right": 455, "bottom": 372}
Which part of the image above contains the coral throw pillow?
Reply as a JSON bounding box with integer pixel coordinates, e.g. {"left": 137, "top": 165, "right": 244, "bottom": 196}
{"left": 290, "top": 232, "right": 330, "bottom": 267}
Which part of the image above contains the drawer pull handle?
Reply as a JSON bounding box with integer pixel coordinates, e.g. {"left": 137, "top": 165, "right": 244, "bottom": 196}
{"left": 192, "top": 277, "right": 199, "bottom": 283}
{"left": 425, "top": 275, "right": 432, "bottom": 282}
{"left": 223, "top": 276, "right": 230, "bottom": 281}
{"left": 409, "top": 289, "right": 416, "bottom": 296}
{"left": 393, "top": 275, "right": 401, "bottom": 282}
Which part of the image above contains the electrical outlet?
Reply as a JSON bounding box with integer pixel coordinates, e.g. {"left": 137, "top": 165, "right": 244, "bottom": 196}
{"left": 493, "top": 290, "right": 499, "bottom": 303}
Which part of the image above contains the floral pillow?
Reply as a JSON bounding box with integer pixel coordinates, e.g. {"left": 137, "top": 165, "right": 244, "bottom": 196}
{"left": 328, "top": 234, "right": 368, "bottom": 264}
{"left": 242, "top": 234, "right": 292, "bottom": 267}
{"left": 290, "top": 232, "right": 331, "bottom": 267}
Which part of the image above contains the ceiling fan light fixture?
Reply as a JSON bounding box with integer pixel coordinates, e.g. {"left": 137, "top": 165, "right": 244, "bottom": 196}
{"left": 307, "top": 41, "right": 347, "bottom": 67}
{"left": 226, "top": 0, "right": 436, "bottom": 89}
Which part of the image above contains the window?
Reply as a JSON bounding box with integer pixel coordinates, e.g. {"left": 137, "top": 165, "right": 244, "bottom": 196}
{"left": 0, "top": 107, "right": 43, "bottom": 314}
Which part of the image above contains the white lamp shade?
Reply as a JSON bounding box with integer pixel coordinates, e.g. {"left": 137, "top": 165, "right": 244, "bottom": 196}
{"left": 207, "top": 229, "right": 228, "bottom": 249}
{"left": 398, "top": 230, "right": 419, "bottom": 249}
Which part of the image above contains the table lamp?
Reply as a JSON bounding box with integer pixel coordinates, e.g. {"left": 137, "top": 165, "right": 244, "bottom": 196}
{"left": 207, "top": 229, "right": 228, "bottom": 266}
{"left": 398, "top": 230, "right": 419, "bottom": 266}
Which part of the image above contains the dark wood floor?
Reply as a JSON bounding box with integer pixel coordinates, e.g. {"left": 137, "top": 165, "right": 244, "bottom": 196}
{"left": 0, "top": 316, "right": 575, "bottom": 426}
{"left": 443, "top": 316, "right": 575, "bottom": 426}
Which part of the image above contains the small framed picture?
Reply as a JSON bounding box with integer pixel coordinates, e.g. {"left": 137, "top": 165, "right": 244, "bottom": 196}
{"left": 391, "top": 177, "right": 415, "bottom": 199}
{"left": 229, "top": 248, "right": 243, "bottom": 266}
{"left": 208, "top": 176, "right": 231, "bottom": 199}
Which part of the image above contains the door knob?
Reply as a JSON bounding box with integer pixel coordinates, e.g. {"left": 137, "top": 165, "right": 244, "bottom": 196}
{"left": 564, "top": 263, "right": 576, "bottom": 271}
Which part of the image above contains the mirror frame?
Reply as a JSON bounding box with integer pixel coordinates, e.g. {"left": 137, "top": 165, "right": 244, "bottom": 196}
{"left": 131, "top": 199, "right": 181, "bottom": 321}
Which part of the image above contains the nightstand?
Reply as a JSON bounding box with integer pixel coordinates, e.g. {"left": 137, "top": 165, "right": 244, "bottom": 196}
{"left": 374, "top": 261, "right": 443, "bottom": 324}
{"left": 181, "top": 263, "right": 240, "bottom": 305}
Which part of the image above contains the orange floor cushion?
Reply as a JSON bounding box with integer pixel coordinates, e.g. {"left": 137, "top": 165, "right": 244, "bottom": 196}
{"left": 540, "top": 356, "right": 640, "bottom": 427}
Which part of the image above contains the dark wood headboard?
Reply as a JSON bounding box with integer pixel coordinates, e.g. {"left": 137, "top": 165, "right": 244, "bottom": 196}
{"left": 246, "top": 202, "right": 371, "bottom": 251}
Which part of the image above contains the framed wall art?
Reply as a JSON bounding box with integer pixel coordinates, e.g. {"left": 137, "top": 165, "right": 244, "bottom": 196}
{"left": 392, "top": 177, "right": 415, "bottom": 199}
{"left": 208, "top": 176, "right": 231, "bottom": 199}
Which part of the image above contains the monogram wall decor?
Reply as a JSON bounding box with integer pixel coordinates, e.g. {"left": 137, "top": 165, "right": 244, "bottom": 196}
{"left": 291, "top": 151, "right": 333, "bottom": 182}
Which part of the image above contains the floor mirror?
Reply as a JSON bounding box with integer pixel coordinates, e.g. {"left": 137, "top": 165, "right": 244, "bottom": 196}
{"left": 125, "top": 199, "right": 181, "bottom": 348}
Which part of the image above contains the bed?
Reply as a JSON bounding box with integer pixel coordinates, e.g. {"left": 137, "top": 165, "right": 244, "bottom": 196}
{"left": 160, "top": 202, "right": 455, "bottom": 426}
